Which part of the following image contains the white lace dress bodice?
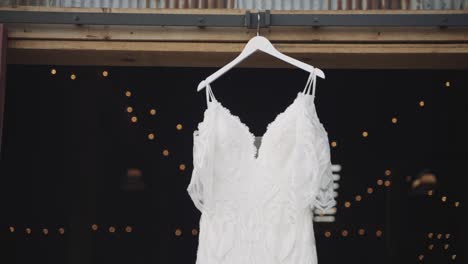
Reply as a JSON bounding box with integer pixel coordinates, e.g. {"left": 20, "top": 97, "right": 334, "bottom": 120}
{"left": 187, "top": 72, "right": 336, "bottom": 264}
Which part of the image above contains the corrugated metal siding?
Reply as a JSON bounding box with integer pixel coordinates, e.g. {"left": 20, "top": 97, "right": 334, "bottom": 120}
{"left": 3, "top": 0, "right": 467, "bottom": 9}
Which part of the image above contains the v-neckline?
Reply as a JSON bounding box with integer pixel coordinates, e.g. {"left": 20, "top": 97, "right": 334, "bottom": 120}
{"left": 208, "top": 91, "right": 313, "bottom": 162}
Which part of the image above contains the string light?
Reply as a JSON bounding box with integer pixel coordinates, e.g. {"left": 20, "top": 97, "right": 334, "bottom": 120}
{"left": 344, "top": 201, "right": 351, "bottom": 208}
{"left": 175, "top": 228, "right": 182, "bottom": 236}
{"left": 179, "top": 164, "right": 186, "bottom": 171}
{"left": 445, "top": 81, "right": 450, "bottom": 87}
{"left": 126, "top": 106, "right": 133, "bottom": 113}
{"left": 445, "top": 234, "right": 451, "bottom": 239}
{"left": 362, "top": 131, "right": 369, "bottom": 138}
{"left": 109, "top": 226, "right": 116, "bottom": 233}
{"left": 58, "top": 228, "right": 65, "bottom": 234}
{"left": 451, "top": 255, "right": 456, "bottom": 260}
{"left": 419, "top": 100, "right": 425, "bottom": 107}
{"left": 341, "top": 230, "right": 349, "bottom": 237}
{"left": 148, "top": 133, "right": 155, "bottom": 140}
{"left": 51, "top": 69, "right": 57, "bottom": 75}
{"left": 42, "top": 228, "right": 49, "bottom": 235}
{"left": 125, "top": 226, "right": 133, "bottom": 233}
{"left": 70, "top": 73, "right": 76, "bottom": 80}
{"left": 191, "top": 228, "right": 198, "bottom": 236}
{"left": 384, "top": 180, "right": 391, "bottom": 187}
{"left": 391, "top": 117, "right": 398, "bottom": 124}
{"left": 428, "top": 244, "right": 434, "bottom": 250}
{"left": 377, "top": 179, "right": 383, "bottom": 186}
{"left": 91, "top": 224, "right": 98, "bottom": 231}
{"left": 418, "top": 254, "right": 424, "bottom": 261}
{"left": 367, "top": 187, "right": 374, "bottom": 194}
{"left": 427, "top": 190, "right": 433, "bottom": 196}
{"left": 176, "top": 124, "right": 183, "bottom": 130}
{"left": 125, "top": 91, "right": 132, "bottom": 97}
{"left": 385, "top": 170, "right": 392, "bottom": 176}
{"left": 427, "top": 233, "right": 434, "bottom": 239}
{"left": 162, "top": 149, "right": 170, "bottom": 156}
{"left": 25, "top": 228, "right": 31, "bottom": 234}
{"left": 441, "top": 196, "right": 447, "bottom": 202}
{"left": 9, "top": 226, "right": 15, "bottom": 232}
{"left": 131, "top": 116, "right": 138, "bottom": 123}
{"left": 149, "top": 109, "right": 156, "bottom": 115}
{"left": 376, "top": 230, "right": 383, "bottom": 237}
{"left": 324, "top": 231, "right": 331, "bottom": 238}
{"left": 331, "top": 141, "right": 337, "bottom": 148}
{"left": 444, "top": 244, "right": 450, "bottom": 250}
{"left": 358, "top": 229, "right": 366, "bottom": 236}
{"left": 454, "top": 201, "right": 460, "bottom": 207}
{"left": 102, "top": 70, "right": 108, "bottom": 77}
{"left": 355, "top": 195, "right": 362, "bottom": 202}
{"left": 437, "top": 233, "right": 442, "bottom": 239}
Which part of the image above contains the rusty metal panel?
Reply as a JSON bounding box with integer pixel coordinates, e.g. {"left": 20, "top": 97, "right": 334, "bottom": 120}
{"left": 1, "top": 0, "right": 466, "bottom": 9}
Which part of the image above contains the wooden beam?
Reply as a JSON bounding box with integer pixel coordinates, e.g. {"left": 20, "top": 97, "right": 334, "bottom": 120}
{"left": 2, "top": 7, "right": 468, "bottom": 69}
{"left": 7, "top": 40, "right": 468, "bottom": 69}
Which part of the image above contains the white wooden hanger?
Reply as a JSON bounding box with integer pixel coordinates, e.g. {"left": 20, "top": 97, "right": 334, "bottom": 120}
{"left": 197, "top": 12, "right": 325, "bottom": 92}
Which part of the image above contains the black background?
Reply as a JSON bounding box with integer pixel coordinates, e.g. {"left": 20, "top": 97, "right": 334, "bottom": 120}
{"left": 0, "top": 65, "right": 466, "bottom": 264}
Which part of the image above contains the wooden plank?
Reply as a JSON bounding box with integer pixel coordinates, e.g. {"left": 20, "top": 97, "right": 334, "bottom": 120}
{"left": 5, "top": 24, "right": 468, "bottom": 43}
{"left": 0, "top": 24, "right": 6, "bottom": 153}
{"left": 7, "top": 40, "right": 468, "bottom": 69}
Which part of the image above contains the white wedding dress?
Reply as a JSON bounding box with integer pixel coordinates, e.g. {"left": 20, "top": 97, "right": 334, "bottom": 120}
{"left": 187, "top": 71, "right": 336, "bottom": 264}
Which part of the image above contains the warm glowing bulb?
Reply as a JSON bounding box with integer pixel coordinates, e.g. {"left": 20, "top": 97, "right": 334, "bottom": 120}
{"left": 441, "top": 196, "right": 447, "bottom": 202}
{"left": 362, "top": 131, "right": 369, "bottom": 138}
{"left": 149, "top": 109, "right": 156, "bottom": 115}
{"left": 355, "top": 195, "right": 362, "bottom": 202}
{"left": 391, "top": 117, "right": 398, "bottom": 124}
{"left": 51, "top": 69, "right": 57, "bottom": 75}
{"left": 367, "top": 187, "right": 374, "bottom": 194}
{"left": 344, "top": 201, "right": 351, "bottom": 208}
{"left": 384, "top": 180, "right": 391, "bottom": 187}
{"left": 91, "top": 224, "right": 98, "bottom": 231}
{"left": 419, "top": 100, "right": 425, "bottom": 107}
{"left": 25, "top": 228, "right": 31, "bottom": 234}
{"left": 191, "top": 228, "right": 198, "bottom": 236}
{"left": 454, "top": 201, "right": 460, "bottom": 207}
{"left": 162, "top": 149, "right": 169, "bottom": 156}
{"left": 324, "top": 231, "right": 331, "bottom": 238}
{"left": 176, "top": 124, "right": 183, "bottom": 130}
{"left": 109, "top": 226, "right": 116, "bottom": 233}
{"left": 125, "top": 91, "right": 132, "bottom": 97}
{"left": 126, "top": 106, "right": 133, "bottom": 113}
{"left": 70, "top": 74, "right": 76, "bottom": 80}
{"left": 385, "top": 170, "right": 391, "bottom": 176}
{"left": 376, "top": 230, "right": 383, "bottom": 237}
{"left": 358, "top": 229, "right": 365, "bottom": 236}
{"left": 427, "top": 233, "right": 434, "bottom": 239}
{"left": 331, "top": 141, "right": 337, "bottom": 148}
{"left": 377, "top": 179, "right": 383, "bottom": 186}
{"left": 125, "top": 226, "right": 132, "bottom": 233}
{"left": 131, "top": 116, "right": 138, "bottom": 123}
{"left": 148, "top": 133, "right": 155, "bottom": 140}
{"left": 42, "top": 228, "right": 49, "bottom": 235}
{"left": 341, "top": 230, "right": 348, "bottom": 237}
{"left": 418, "top": 255, "right": 424, "bottom": 261}
{"left": 428, "top": 244, "right": 434, "bottom": 250}
{"left": 179, "top": 164, "right": 186, "bottom": 171}
{"left": 175, "top": 228, "right": 182, "bottom": 236}
{"left": 58, "top": 227, "right": 65, "bottom": 234}
{"left": 102, "top": 70, "right": 108, "bottom": 77}
{"left": 445, "top": 81, "right": 450, "bottom": 87}
{"left": 427, "top": 190, "right": 433, "bottom": 196}
{"left": 9, "top": 226, "right": 15, "bottom": 232}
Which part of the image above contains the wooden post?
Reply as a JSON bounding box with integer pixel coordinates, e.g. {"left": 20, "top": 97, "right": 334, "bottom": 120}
{"left": 0, "top": 24, "right": 7, "bottom": 153}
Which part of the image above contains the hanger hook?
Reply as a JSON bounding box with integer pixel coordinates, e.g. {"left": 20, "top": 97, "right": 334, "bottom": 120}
{"left": 257, "top": 12, "right": 260, "bottom": 36}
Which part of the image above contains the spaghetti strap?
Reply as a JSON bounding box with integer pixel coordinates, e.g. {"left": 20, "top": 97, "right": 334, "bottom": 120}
{"left": 302, "top": 71, "right": 317, "bottom": 97}
{"left": 205, "top": 83, "right": 217, "bottom": 107}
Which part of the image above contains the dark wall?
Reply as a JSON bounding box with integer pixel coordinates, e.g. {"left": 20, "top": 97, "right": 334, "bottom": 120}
{"left": 0, "top": 65, "right": 466, "bottom": 264}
